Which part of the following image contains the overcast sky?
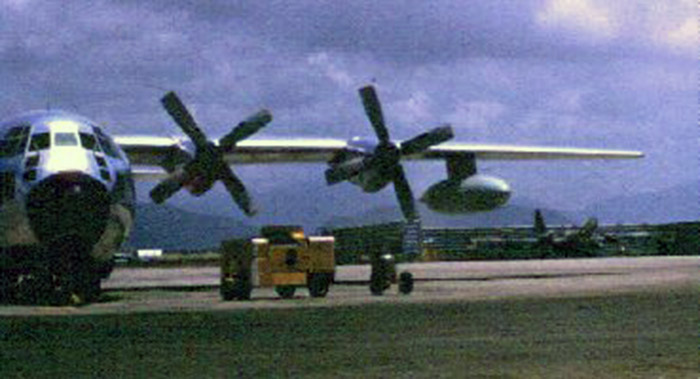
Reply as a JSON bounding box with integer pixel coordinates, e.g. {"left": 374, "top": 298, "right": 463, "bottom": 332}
{"left": 0, "top": 0, "right": 697, "bottom": 219}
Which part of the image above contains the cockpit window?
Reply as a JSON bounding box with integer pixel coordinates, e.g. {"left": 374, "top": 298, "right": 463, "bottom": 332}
{"left": 0, "top": 125, "right": 30, "bottom": 157}
{"left": 29, "top": 133, "right": 50, "bottom": 152}
{"left": 93, "top": 126, "right": 120, "bottom": 158}
{"left": 79, "top": 133, "right": 100, "bottom": 151}
{"left": 55, "top": 132, "right": 78, "bottom": 147}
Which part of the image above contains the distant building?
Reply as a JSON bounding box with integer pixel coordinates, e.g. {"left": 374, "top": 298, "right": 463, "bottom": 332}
{"left": 137, "top": 249, "right": 163, "bottom": 260}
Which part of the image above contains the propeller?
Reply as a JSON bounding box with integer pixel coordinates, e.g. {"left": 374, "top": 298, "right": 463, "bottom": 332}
{"left": 150, "top": 91, "right": 272, "bottom": 216}
{"left": 325, "top": 85, "right": 454, "bottom": 221}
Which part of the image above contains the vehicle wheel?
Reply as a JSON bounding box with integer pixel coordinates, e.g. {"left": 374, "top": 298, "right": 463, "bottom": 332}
{"left": 369, "top": 272, "right": 386, "bottom": 296}
{"left": 398, "top": 272, "right": 414, "bottom": 295}
{"left": 221, "top": 280, "right": 236, "bottom": 301}
{"left": 234, "top": 277, "right": 252, "bottom": 300}
{"left": 276, "top": 285, "right": 296, "bottom": 299}
{"left": 308, "top": 274, "right": 330, "bottom": 298}
{"left": 221, "top": 276, "right": 252, "bottom": 301}
{"left": 0, "top": 270, "right": 17, "bottom": 304}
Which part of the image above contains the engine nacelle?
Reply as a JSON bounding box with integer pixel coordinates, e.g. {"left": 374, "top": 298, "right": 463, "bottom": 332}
{"left": 184, "top": 174, "right": 216, "bottom": 196}
{"left": 420, "top": 175, "right": 511, "bottom": 213}
{"left": 182, "top": 143, "right": 223, "bottom": 196}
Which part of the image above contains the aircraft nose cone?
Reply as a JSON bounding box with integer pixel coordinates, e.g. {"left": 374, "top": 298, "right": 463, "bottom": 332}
{"left": 26, "top": 172, "right": 110, "bottom": 247}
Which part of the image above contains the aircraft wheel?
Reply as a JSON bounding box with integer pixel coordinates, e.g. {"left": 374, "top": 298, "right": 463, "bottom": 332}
{"left": 80, "top": 273, "right": 102, "bottom": 303}
{"left": 398, "top": 272, "right": 414, "bottom": 295}
{"left": 80, "top": 271, "right": 101, "bottom": 303}
{"left": 275, "top": 285, "right": 296, "bottom": 299}
{"left": 308, "top": 274, "right": 331, "bottom": 298}
{"left": 55, "top": 267, "right": 101, "bottom": 306}
{"left": 18, "top": 271, "right": 55, "bottom": 305}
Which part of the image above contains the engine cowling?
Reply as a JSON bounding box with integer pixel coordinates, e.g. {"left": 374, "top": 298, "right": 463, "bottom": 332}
{"left": 420, "top": 175, "right": 511, "bottom": 213}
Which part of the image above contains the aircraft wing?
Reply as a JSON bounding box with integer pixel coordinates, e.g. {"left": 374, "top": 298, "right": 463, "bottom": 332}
{"left": 116, "top": 136, "right": 643, "bottom": 180}
{"left": 114, "top": 136, "right": 186, "bottom": 166}
{"left": 115, "top": 136, "right": 349, "bottom": 180}
{"left": 412, "top": 143, "right": 644, "bottom": 160}
{"left": 115, "top": 136, "right": 348, "bottom": 163}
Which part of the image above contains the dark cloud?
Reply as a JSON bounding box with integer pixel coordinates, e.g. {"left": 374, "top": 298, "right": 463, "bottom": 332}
{"left": 0, "top": 0, "right": 695, "bottom": 216}
{"left": 146, "top": 0, "right": 694, "bottom": 64}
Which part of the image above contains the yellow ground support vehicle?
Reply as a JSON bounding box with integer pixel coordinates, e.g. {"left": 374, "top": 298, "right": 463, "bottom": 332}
{"left": 220, "top": 226, "right": 335, "bottom": 300}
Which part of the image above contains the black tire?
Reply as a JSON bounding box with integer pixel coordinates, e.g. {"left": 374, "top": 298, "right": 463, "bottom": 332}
{"left": 398, "top": 272, "right": 414, "bottom": 295}
{"left": 19, "top": 271, "right": 55, "bottom": 305}
{"left": 276, "top": 285, "right": 296, "bottom": 299}
{"left": 0, "top": 271, "right": 17, "bottom": 304}
{"left": 80, "top": 273, "right": 102, "bottom": 303}
{"left": 234, "top": 278, "right": 252, "bottom": 300}
{"left": 59, "top": 267, "right": 101, "bottom": 306}
{"left": 220, "top": 280, "right": 236, "bottom": 301}
{"left": 221, "top": 276, "right": 252, "bottom": 301}
{"left": 308, "top": 274, "right": 330, "bottom": 298}
{"left": 369, "top": 272, "right": 386, "bottom": 296}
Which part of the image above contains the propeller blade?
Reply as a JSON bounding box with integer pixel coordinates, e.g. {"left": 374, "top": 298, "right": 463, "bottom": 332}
{"left": 359, "top": 85, "right": 390, "bottom": 143}
{"left": 161, "top": 92, "right": 209, "bottom": 149}
{"left": 392, "top": 164, "right": 418, "bottom": 221}
{"left": 219, "top": 167, "right": 257, "bottom": 216}
{"left": 219, "top": 109, "right": 273, "bottom": 151}
{"left": 149, "top": 169, "right": 186, "bottom": 204}
{"left": 325, "top": 159, "right": 368, "bottom": 185}
{"left": 400, "top": 124, "right": 454, "bottom": 156}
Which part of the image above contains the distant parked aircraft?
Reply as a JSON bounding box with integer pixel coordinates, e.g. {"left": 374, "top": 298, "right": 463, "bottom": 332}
{"left": 534, "top": 209, "right": 602, "bottom": 257}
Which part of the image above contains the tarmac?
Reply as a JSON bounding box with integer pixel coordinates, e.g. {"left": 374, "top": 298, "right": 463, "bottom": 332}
{"left": 2, "top": 256, "right": 698, "bottom": 377}
{"left": 1, "top": 255, "right": 697, "bottom": 316}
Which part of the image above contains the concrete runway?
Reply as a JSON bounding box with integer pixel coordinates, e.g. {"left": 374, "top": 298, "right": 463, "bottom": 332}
{"left": 1, "top": 256, "right": 697, "bottom": 316}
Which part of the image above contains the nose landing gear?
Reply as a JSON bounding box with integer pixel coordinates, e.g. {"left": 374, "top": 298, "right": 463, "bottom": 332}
{"left": 0, "top": 240, "right": 103, "bottom": 306}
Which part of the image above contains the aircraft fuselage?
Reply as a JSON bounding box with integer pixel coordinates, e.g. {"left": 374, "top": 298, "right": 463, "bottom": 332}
{"left": 0, "top": 110, "right": 135, "bottom": 302}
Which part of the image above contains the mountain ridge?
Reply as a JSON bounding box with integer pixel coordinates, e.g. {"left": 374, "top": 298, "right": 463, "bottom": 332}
{"left": 127, "top": 181, "right": 698, "bottom": 249}
{"left": 125, "top": 203, "right": 256, "bottom": 250}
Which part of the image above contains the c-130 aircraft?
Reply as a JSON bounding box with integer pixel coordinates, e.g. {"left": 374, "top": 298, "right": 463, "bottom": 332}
{"left": 0, "top": 85, "right": 642, "bottom": 304}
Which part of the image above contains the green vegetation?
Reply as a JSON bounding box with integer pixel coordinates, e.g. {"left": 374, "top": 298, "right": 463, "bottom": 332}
{"left": 123, "top": 221, "right": 700, "bottom": 267}
{"left": 1, "top": 289, "right": 697, "bottom": 377}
